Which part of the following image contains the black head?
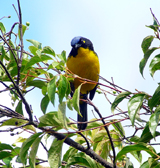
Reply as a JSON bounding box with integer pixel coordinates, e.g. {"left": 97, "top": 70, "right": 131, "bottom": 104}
{"left": 69, "top": 36, "right": 94, "bottom": 57}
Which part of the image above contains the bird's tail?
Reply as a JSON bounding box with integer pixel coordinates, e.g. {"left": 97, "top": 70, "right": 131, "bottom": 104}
{"left": 78, "top": 94, "right": 88, "bottom": 130}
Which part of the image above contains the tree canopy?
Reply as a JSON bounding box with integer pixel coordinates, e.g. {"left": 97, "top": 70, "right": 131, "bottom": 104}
{"left": 0, "top": 1, "right": 160, "bottom": 168}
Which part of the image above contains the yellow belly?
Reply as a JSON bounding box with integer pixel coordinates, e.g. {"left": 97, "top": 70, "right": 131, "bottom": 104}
{"left": 67, "top": 47, "right": 100, "bottom": 94}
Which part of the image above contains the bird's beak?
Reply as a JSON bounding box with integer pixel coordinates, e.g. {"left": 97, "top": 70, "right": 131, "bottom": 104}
{"left": 73, "top": 43, "right": 81, "bottom": 49}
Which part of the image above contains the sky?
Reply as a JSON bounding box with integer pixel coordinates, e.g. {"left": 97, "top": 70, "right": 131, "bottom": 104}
{"left": 1, "top": 0, "right": 160, "bottom": 167}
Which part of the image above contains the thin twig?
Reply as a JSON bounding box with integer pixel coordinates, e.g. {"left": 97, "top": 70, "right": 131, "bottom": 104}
{"left": 0, "top": 60, "right": 33, "bottom": 121}
{"left": 17, "top": 0, "right": 24, "bottom": 85}
{"left": 87, "top": 99, "right": 116, "bottom": 168}
{"left": 78, "top": 132, "right": 90, "bottom": 150}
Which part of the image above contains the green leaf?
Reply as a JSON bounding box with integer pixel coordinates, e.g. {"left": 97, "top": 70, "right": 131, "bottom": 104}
{"left": 20, "top": 132, "right": 43, "bottom": 165}
{"left": 149, "top": 54, "right": 160, "bottom": 77}
{"left": 38, "top": 111, "right": 62, "bottom": 128}
{"left": 28, "top": 46, "right": 38, "bottom": 55}
{"left": 41, "top": 94, "right": 49, "bottom": 114}
{"left": 57, "top": 102, "right": 67, "bottom": 129}
{"left": 8, "top": 40, "right": 17, "bottom": 60}
{"left": 27, "top": 80, "right": 47, "bottom": 89}
{"left": 1, "top": 118, "right": 36, "bottom": 133}
{"left": 116, "top": 143, "right": 156, "bottom": 161}
{"left": 15, "top": 100, "right": 23, "bottom": 115}
{"left": 149, "top": 84, "right": 160, "bottom": 110}
{"left": 62, "top": 147, "right": 78, "bottom": 162}
{"left": 140, "top": 161, "right": 149, "bottom": 168}
{"left": 42, "top": 46, "right": 55, "bottom": 57}
{"left": 57, "top": 50, "right": 66, "bottom": 62}
{"left": 0, "top": 144, "right": 14, "bottom": 151}
{"left": 1, "top": 118, "right": 26, "bottom": 127}
{"left": 93, "top": 130, "right": 106, "bottom": 142}
{"left": 128, "top": 93, "right": 146, "bottom": 126}
{"left": 18, "top": 24, "right": 27, "bottom": 39}
{"left": 112, "top": 121, "right": 125, "bottom": 137}
{"left": 141, "top": 35, "right": 154, "bottom": 54}
{"left": 29, "top": 135, "right": 43, "bottom": 168}
{"left": 87, "top": 118, "right": 103, "bottom": 129}
{"left": 26, "top": 39, "right": 42, "bottom": 49}
{"left": 0, "top": 22, "right": 6, "bottom": 34}
{"left": 47, "top": 76, "right": 57, "bottom": 106}
{"left": 58, "top": 75, "right": 68, "bottom": 103}
{"left": 139, "top": 47, "right": 158, "bottom": 77}
{"left": 149, "top": 106, "right": 160, "bottom": 138}
{"left": 130, "top": 136, "right": 140, "bottom": 143}
{"left": 0, "top": 151, "right": 12, "bottom": 159}
{"left": 148, "top": 157, "right": 160, "bottom": 168}
{"left": 36, "top": 49, "right": 41, "bottom": 57}
{"left": 61, "top": 50, "right": 66, "bottom": 62}
{"left": 111, "top": 91, "right": 131, "bottom": 113}
{"left": 124, "top": 157, "right": 134, "bottom": 168}
{"left": 24, "top": 55, "right": 52, "bottom": 70}
{"left": 66, "top": 152, "right": 97, "bottom": 168}
{"left": 139, "top": 123, "right": 160, "bottom": 143}
{"left": 146, "top": 25, "right": 159, "bottom": 32}
{"left": 0, "top": 44, "right": 6, "bottom": 62}
{"left": 48, "top": 138, "right": 63, "bottom": 168}
{"left": 130, "top": 151, "right": 142, "bottom": 163}
{"left": 3, "top": 157, "right": 12, "bottom": 167}
{"left": 72, "top": 84, "right": 81, "bottom": 115}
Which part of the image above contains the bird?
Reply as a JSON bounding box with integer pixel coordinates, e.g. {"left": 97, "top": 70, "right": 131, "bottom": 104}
{"left": 67, "top": 36, "right": 100, "bottom": 130}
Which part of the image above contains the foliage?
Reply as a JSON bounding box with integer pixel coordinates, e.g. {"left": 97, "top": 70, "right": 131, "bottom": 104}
{"left": 0, "top": 2, "right": 160, "bottom": 168}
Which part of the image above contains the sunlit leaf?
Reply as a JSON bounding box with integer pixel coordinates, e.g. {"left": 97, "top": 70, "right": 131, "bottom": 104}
{"left": 66, "top": 152, "right": 98, "bottom": 168}
{"left": 0, "top": 22, "right": 6, "bottom": 34}
{"left": 42, "top": 46, "right": 55, "bottom": 57}
{"left": 116, "top": 143, "right": 156, "bottom": 161}
{"left": 149, "top": 105, "right": 160, "bottom": 138}
{"left": 111, "top": 91, "right": 131, "bottom": 113}
{"left": 141, "top": 35, "right": 154, "bottom": 54}
{"left": 128, "top": 93, "right": 146, "bottom": 125}
{"left": 29, "top": 135, "right": 43, "bottom": 168}
{"left": 139, "top": 47, "right": 158, "bottom": 77}
{"left": 149, "top": 54, "right": 160, "bottom": 77}
{"left": 1, "top": 118, "right": 26, "bottom": 127}
{"left": 140, "top": 123, "right": 160, "bottom": 143}
{"left": 20, "top": 132, "right": 43, "bottom": 165}
{"left": 47, "top": 76, "right": 57, "bottom": 106}
{"left": 28, "top": 46, "right": 38, "bottom": 55}
{"left": 140, "top": 161, "right": 149, "bottom": 168}
{"left": 72, "top": 85, "right": 81, "bottom": 115}
{"left": 48, "top": 138, "right": 63, "bottom": 168}
{"left": 24, "top": 55, "right": 52, "bottom": 70}
{"left": 57, "top": 102, "right": 67, "bottom": 129}
{"left": 62, "top": 147, "right": 77, "bottom": 162}
{"left": 130, "top": 151, "right": 142, "bottom": 163}
{"left": 26, "top": 39, "right": 42, "bottom": 49}
{"left": 58, "top": 75, "right": 68, "bottom": 103}
{"left": 146, "top": 25, "right": 159, "bottom": 32}
{"left": 38, "top": 111, "right": 62, "bottom": 128}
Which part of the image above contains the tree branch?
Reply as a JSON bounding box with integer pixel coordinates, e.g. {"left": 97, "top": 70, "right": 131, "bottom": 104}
{"left": 17, "top": 0, "right": 24, "bottom": 85}
{"left": 0, "top": 61, "right": 33, "bottom": 121}
{"left": 87, "top": 99, "right": 116, "bottom": 168}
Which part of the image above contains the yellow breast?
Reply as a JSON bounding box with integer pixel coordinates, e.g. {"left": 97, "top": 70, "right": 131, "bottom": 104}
{"left": 67, "top": 47, "right": 100, "bottom": 94}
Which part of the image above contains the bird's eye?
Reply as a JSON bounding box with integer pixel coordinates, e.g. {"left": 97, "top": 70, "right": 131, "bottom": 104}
{"left": 83, "top": 40, "right": 86, "bottom": 43}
